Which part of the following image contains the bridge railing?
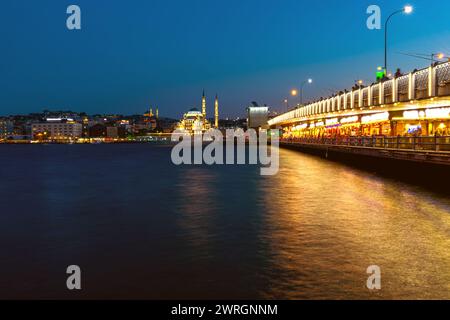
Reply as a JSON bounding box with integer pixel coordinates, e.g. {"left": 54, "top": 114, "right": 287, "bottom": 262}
{"left": 282, "top": 136, "right": 450, "bottom": 152}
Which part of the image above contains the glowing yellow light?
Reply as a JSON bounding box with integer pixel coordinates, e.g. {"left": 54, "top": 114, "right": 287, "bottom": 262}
{"left": 291, "top": 89, "right": 298, "bottom": 96}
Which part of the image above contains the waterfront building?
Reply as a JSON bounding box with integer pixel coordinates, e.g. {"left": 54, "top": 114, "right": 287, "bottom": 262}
{"left": 81, "top": 117, "right": 90, "bottom": 138}
{"left": 88, "top": 123, "right": 106, "bottom": 138}
{"left": 247, "top": 102, "right": 269, "bottom": 129}
{"left": 177, "top": 108, "right": 210, "bottom": 134}
{"left": 0, "top": 119, "right": 14, "bottom": 140}
{"left": 106, "top": 126, "right": 119, "bottom": 139}
{"left": 158, "top": 118, "right": 179, "bottom": 133}
{"left": 177, "top": 91, "right": 218, "bottom": 134}
{"left": 133, "top": 121, "right": 156, "bottom": 134}
{"left": 268, "top": 62, "right": 450, "bottom": 138}
{"left": 31, "top": 118, "right": 82, "bottom": 141}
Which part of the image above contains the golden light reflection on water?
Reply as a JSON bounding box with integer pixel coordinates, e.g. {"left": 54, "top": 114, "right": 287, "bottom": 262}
{"left": 260, "top": 148, "right": 450, "bottom": 299}
{"left": 174, "top": 167, "right": 218, "bottom": 252}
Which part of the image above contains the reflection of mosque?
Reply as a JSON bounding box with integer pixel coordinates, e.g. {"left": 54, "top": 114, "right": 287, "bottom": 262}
{"left": 177, "top": 91, "right": 219, "bottom": 134}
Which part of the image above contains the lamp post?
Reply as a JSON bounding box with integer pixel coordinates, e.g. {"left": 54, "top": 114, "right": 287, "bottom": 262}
{"left": 384, "top": 5, "right": 413, "bottom": 73}
{"left": 299, "top": 78, "right": 312, "bottom": 106}
{"left": 290, "top": 90, "right": 298, "bottom": 109}
{"left": 431, "top": 53, "right": 445, "bottom": 64}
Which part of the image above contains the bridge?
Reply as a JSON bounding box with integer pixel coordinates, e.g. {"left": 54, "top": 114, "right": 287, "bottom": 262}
{"left": 268, "top": 61, "right": 450, "bottom": 165}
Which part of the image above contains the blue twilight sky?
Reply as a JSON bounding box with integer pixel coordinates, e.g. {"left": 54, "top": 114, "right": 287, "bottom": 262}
{"left": 1, "top": 0, "right": 449, "bottom": 118}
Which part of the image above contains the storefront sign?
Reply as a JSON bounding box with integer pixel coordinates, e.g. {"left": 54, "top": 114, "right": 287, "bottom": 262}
{"left": 292, "top": 124, "right": 308, "bottom": 131}
{"left": 340, "top": 116, "right": 359, "bottom": 124}
{"left": 403, "top": 110, "right": 419, "bottom": 119}
{"left": 426, "top": 107, "right": 450, "bottom": 119}
{"left": 325, "top": 118, "right": 339, "bottom": 126}
{"left": 361, "top": 112, "right": 389, "bottom": 124}
{"left": 315, "top": 121, "right": 325, "bottom": 127}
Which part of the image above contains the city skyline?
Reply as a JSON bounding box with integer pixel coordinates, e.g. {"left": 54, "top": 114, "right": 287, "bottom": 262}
{"left": 2, "top": 0, "right": 450, "bottom": 117}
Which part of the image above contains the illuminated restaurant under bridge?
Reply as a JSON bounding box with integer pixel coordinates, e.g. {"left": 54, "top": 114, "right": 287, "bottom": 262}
{"left": 269, "top": 62, "right": 450, "bottom": 139}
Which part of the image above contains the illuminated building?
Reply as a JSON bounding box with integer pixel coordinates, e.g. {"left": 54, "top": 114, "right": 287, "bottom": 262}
{"left": 82, "top": 117, "right": 89, "bottom": 137}
{"left": 177, "top": 108, "right": 210, "bottom": 134}
{"left": 0, "top": 120, "right": 14, "bottom": 140}
{"left": 32, "top": 118, "right": 82, "bottom": 141}
{"left": 177, "top": 91, "right": 219, "bottom": 134}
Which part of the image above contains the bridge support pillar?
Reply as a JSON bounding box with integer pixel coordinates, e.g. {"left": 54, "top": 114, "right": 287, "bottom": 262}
{"left": 379, "top": 82, "right": 384, "bottom": 105}
{"left": 429, "top": 66, "right": 436, "bottom": 97}
{"left": 392, "top": 78, "right": 398, "bottom": 103}
{"left": 350, "top": 92, "right": 354, "bottom": 109}
{"left": 358, "top": 88, "right": 363, "bottom": 108}
{"left": 409, "top": 72, "right": 415, "bottom": 100}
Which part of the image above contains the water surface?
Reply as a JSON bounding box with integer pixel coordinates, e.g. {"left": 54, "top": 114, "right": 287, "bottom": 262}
{"left": 0, "top": 144, "right": 449, "bottom": 299}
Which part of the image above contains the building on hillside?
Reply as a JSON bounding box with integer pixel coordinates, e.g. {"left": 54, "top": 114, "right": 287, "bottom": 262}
{"left": 88, "top": 123, "right": 106, "bottom": 138}
{"left": 0, "top": 120, "right": 14, "bottom": 140}
{"left": 31, "top": 118, "right": 82, "bottom": 141}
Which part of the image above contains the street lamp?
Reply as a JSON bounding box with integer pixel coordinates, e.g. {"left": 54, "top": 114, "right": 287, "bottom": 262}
{"left": 290, "top": 90, "right": 298, "bottom": 110}
{"left": 404, "top": 5, "right": 413, "bottom": 14}
{"left": 300, "top": 78, "right": 312, "bottom": 106}
{"left": 431, "top": 53, "right": 445, "bottom": 64}
{"left": 384, "top": 5, "right": 413, "bottom": 73}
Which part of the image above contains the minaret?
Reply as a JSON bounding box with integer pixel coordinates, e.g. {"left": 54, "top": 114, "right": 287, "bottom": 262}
{"left": 202, "top": 90, "right": 206, "bottom": 118}
{"left": 214, "top": 94, "right": 219, "bottom": 128}
{"left": 156, "top": 107, "right": 159, "bottom": 119}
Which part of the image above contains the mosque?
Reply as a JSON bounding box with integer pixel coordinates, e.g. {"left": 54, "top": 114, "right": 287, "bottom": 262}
{"left": 177, "top": 91, "right": 219, "bottom": 134}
